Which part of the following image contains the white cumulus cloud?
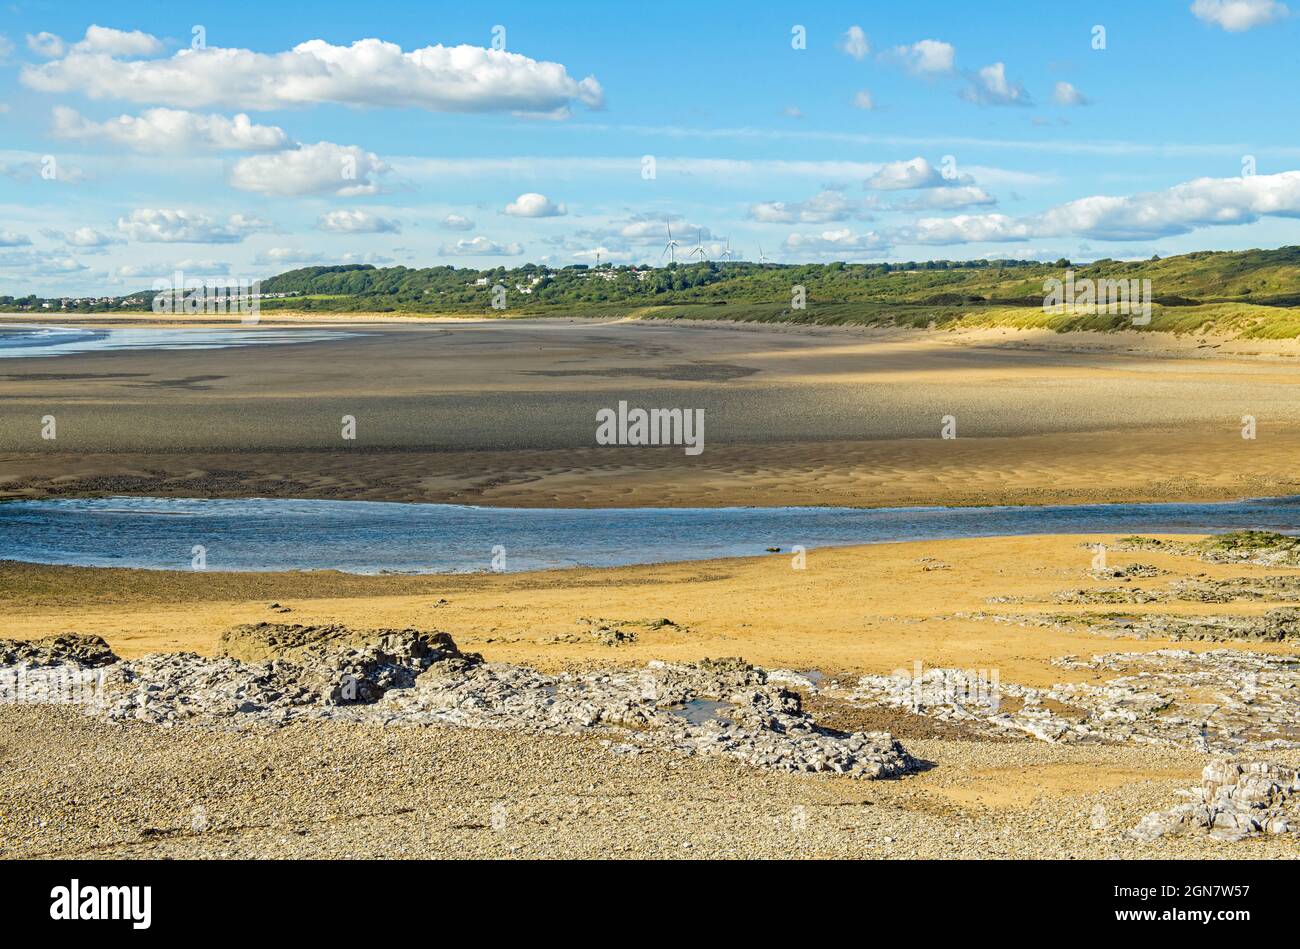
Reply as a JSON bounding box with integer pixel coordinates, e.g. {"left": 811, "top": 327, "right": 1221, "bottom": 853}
{"left": 228, "top": 142, "right": 388, "bottom": 196}
{"left": 610, "top": 215, "right": 712, "bottom": 244}
{"left": 960, "top": 62, "right": 1031, "bottom": 106}
{"left": 440, "top": 214, "right": 475, "bottom": 230}
{"left": 52, "top": 106, "right": 291, "bottom": 152}
{"left": 49, "top": 227, "right": 124, "bottom": 249}
{"left": 783, "top": 228, "right": 889, "bottom": 257}
{"left": 900, "top": 170, "right": 1300, "bottom": 243}
{"left": 504, "top": 192, "right": 567, "bottom": 217}
{"left": 1191, "top": 0, "right": 1289, "bottom": 31}
{"left": 26, "top": 31, "right": 65, "bottom": 58}
{"left": 882, "top": 39, "right": 955, "bottom": 74}
{"left": 316, "top": 209, "right": 401, "bottom": 233}
{"left": 867, "top": 157, "right": 951, "bottom": 190}
{"left": 904, "top": 213, "right": 1032, "bottom": 244}
{"left": 117, "top": 209, "right": 275, "bottom": 243}
{"left": 438, "top": 237, "right": 524, "bottom": 256}
{"left": 28, "top": 25, "right": 164, "bottom": 59}
{"left": 78, "top": 25, "right": 163, "bottom": 56}
{"left": 891, "top": 186, "right": 997, "bottom": 211}
{"left": 749, "top": 190, "right": 866, "bottom": 224}
{"left": 1052, "top": 81, "right": 1091, "bottom": 106}
{"left": 22, "top": 37, "right": 604, "bottom": 115}
{"left": 572, "top": 245, "right": 631, "bottom": 264}
{"left": 839, "top": 26, "right": 870, "bottom": 61}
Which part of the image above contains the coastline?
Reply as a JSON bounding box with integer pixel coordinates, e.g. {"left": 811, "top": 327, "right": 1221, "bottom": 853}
{"left": 10, "top": 308, "right": 1300, "bottom": 358}
{"left": 6, "top": 530, "right": 1300, "bottom": 859}
{"left": 6, "top": 532, "right": 1298, "bottom": 678}
{"left": 6, "top": 315, "right": 1300, "bottom": 860}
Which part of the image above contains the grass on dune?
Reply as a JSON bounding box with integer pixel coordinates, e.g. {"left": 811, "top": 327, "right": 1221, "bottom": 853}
{"left": 633, "top": 300, "right": 1300, "bottom": 337}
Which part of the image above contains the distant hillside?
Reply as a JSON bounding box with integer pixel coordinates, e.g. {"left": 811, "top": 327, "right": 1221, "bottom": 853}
{"left": 10, "top": 245, "right": 1300, "bottom": 337}
{"left": 260, "top": 246, "right": 1300, "bottom": 305}
{"left": 252, "top": 246, "right": 1300, "bottom": 337}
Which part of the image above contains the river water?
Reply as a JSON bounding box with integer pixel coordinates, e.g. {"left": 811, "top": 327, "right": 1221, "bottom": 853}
{"left": 1, "top": 495, "right": 1298, "bottom": 574}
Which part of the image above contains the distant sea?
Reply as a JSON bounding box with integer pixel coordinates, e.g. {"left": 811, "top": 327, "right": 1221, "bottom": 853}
{"left": 0, "top": 323, "right": 358, "bottom": 358}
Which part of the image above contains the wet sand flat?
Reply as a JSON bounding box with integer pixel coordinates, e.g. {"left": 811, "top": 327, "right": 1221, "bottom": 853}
{"left": 2, "top": 316, "right": 1300, "bottom": 507}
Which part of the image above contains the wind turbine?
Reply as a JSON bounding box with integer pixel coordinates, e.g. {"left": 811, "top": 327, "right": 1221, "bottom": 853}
{"left": 758, "top": 245, "right": 771, "bottom": 264}
{"left": 686, "top": 228, "right": 707, "bottom": 260}
{"left": 659, "top": 220, "right": 680, "bottom": 264}
{"left": 719, "top": 239, "right": 733, "bottom": 262}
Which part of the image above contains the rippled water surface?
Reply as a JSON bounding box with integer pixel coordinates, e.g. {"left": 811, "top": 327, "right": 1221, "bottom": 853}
{"left": 1, "top": 495, "right": 1298, "bottom": 574}
{"left": 0, "top": 323, "right": 359, "bottom": 357}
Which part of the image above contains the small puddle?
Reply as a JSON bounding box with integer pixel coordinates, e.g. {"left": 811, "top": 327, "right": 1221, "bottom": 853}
{"left": 664, "top": 698, "right": 733, "bottom": 725}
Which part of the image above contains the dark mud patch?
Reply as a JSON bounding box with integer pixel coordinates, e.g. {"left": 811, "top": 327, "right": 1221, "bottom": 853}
{"left": 797, "top": 690, "right": 1017, "bottom": 743}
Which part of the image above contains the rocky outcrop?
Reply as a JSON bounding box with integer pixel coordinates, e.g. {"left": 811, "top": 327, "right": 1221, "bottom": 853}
{"left": 0, "top": 629, "right": 915, "bottom": 781}
{"left": 997, "top": 574, "right": 1300, "bottom": 607}
{"left": 0, "top": 633, "right": 117, "bottom": 668}
{"left": 1088, "top": 562, "right": 1164, "bottom": 580}
{"left": 1098, "top": 607, "right": 1300, "bottom": 642}
{"left": 107, "top": 626, "right": 481, "bottom": 716}
{"left": 849, "top": 649, "right": 1300, "bottom": 753}
{"left": 1113, "top": 531, "right": 1300, "bottom": 568}
{"left": 219, "top": 622, "right": 473, "bottom": 665}
{"left": 390, "top": 656, "right": 914, "bottom": 778}
{"left": 1168, "top": 575, "right": 1300, "bottom": 603}
{"left": 1132, "top": 760, "right": 1300, "bottom": 842}
{"left": 975, "top": 607, "right": 1300, "bottom": 642}
{"left": 1051, "top": 587, "right": 1167, "bottom": 605}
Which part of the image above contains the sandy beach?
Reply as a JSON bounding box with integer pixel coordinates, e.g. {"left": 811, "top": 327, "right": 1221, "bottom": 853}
{"left": 4, "top": 317, "right": 1300, "bottom": 860}
{"left": 3, "top": 316, "right": 1300, "bottom": 508}
{"left": 9, "top": 0, "right": 1300, "bottom": 891}
{"left": 5, "top": 531, "right": 1300, "bottom": 858}
{"left": 3, "top": 532, "right": 1295, "bottom": 680}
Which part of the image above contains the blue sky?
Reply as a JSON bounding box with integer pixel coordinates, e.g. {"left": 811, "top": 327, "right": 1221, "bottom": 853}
{"left": 1, "top": 0, "right": 1299, "bottom": 294}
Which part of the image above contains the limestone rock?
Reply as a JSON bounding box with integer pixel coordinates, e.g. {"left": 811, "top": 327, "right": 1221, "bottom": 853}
{"left": 0, "top": 633, "right": 118, "bottom": 668}
{"left": 2, "top": 626, "right": 916, "bottom": 782}
{"left": 1131, "top": 759, "right": 1300, "bottom": 843}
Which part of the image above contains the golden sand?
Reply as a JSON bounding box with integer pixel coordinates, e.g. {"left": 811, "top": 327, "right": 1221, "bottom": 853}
{"left": 6, "top": 534, "right": 1296, "bottom": 689}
